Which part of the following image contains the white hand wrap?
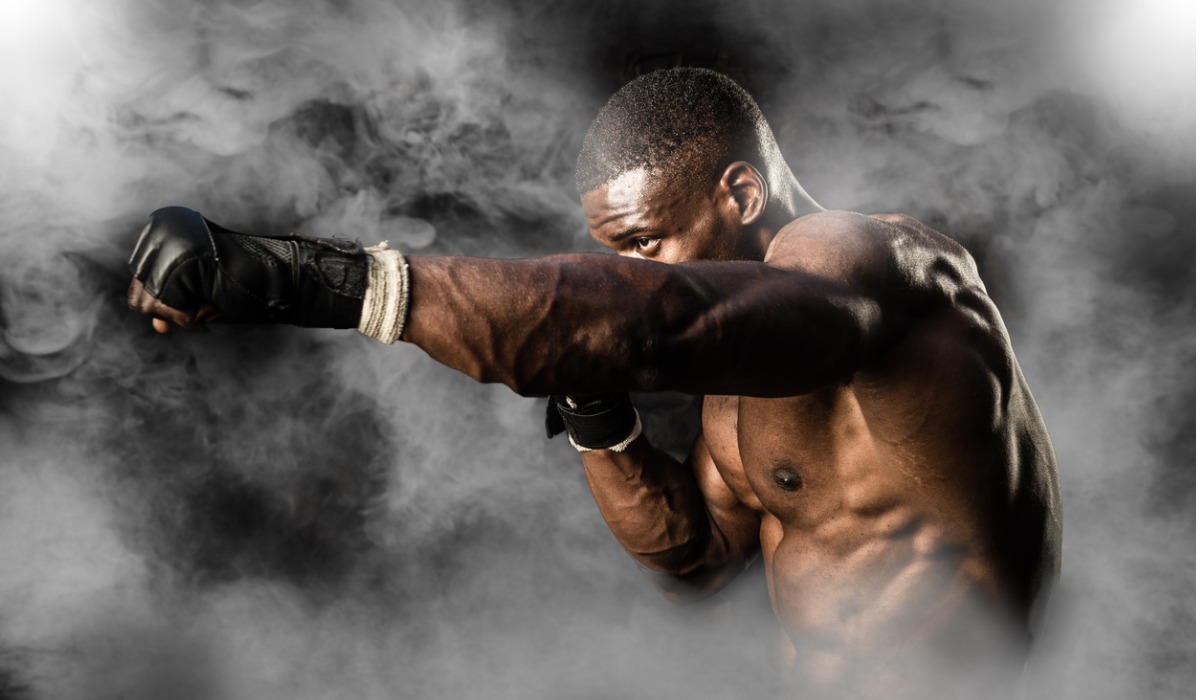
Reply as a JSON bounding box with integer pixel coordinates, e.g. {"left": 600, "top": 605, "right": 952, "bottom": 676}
{"left": 358, "top": 243, "right": 410, "bottom": 345}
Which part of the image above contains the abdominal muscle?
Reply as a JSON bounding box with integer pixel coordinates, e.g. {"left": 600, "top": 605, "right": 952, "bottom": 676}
{"left": 707, "top": 392, "right": 1027, "bottom": 697}
{"left": 761, "top": 509, "right": 994, "bottom": 695}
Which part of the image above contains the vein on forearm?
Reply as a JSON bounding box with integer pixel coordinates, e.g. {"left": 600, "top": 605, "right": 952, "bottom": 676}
{"left": 402, "top": 253, "right": 876, "bottom": 397}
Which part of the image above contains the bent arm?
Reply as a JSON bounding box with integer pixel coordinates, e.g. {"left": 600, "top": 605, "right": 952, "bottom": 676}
{"left": 579, "top": 432, "right": 759, "bottom": 601}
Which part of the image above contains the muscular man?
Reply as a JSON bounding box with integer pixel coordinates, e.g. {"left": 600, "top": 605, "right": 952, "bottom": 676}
{"left": 127, "top": 68, "right": 1061, "bottom": 697}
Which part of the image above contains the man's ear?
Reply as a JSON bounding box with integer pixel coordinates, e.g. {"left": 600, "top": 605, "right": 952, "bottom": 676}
{"left": 717, "top": 161, "right": 768, "bottom": 226}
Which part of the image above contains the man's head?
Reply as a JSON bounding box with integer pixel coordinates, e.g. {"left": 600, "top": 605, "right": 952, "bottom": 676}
{"left": 576, "top": 67, "right": 774, "bottom": 198}
{"left": 577, "top": 68, "right": 811, "bottom": 263}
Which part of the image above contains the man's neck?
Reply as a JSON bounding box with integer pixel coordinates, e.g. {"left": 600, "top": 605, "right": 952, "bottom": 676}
{"left": 775, "top": 171, "right": 824, "bottom": 219}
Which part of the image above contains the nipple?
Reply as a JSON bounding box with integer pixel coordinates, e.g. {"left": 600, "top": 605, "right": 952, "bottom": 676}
{"left": 772, "top": 465, "right": 803, "bottom": 491}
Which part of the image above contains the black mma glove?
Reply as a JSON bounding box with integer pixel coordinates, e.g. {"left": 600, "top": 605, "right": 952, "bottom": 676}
{"left": 546, "top": 393, "right": 641, "bottom": 452}
{"left": 128, "top": 206, "right": 368, "bottom": 328}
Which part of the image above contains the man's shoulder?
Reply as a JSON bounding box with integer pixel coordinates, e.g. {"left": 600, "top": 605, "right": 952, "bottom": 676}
{"left": 766, "top": 210, "right": 983, "bottom": 301}
{"left": 768, "top": 210, "right": 971, "bottom": 260}
{"left": 762, "top": 211, "right": 876, "bottom": 281}
{"left": 766, "top": 209, "right": 870, "bottom": 253}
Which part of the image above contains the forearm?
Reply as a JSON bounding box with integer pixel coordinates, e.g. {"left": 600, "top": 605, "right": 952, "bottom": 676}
{"left": 579, "top": 438, "right": 742, "bottom": 581}
{"left": 402, "top": 253, "right": 872, "bottom": 397}
{"left": 403, "top": 253, "right": 652, "bottom": 394}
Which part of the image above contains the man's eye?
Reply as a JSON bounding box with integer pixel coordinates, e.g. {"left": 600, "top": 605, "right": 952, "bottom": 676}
{"left": 634, "top": 237, "right": 655, "bottom": 249}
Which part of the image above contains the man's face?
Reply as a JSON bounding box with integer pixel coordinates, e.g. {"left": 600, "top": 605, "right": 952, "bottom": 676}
{"left": 582, "top": 168, "right": 744, "bottom": 264}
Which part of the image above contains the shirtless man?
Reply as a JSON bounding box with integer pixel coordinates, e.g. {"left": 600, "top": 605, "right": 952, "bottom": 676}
{"left": 126, "top": 68, "right": 1061, "bottom": 697}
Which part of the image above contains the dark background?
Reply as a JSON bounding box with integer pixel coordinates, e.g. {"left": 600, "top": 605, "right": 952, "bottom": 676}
{"left": 0, "top": 0, "right": 1193, "bottom": 698}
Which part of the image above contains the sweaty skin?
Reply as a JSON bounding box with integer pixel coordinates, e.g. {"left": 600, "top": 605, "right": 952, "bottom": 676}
{"left": 565, "top": 169, "right": 1061, "bottom": 697}
{"left": 127, "top": 163, "right": 1061, "bottom": 697}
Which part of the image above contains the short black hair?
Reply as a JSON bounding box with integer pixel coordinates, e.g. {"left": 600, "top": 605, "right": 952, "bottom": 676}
{"left": 575, "top": 67, "right": 770, "bottom": 195}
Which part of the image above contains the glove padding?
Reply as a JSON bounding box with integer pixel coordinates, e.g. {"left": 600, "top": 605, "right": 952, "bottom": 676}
{"left": 128, "top": 206, "right": 368, "bottom": 328}
{"left": 546, "top": 393, "right": 638, "bottom": 450}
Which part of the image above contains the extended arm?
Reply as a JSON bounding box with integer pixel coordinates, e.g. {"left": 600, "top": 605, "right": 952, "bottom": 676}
{"left": 403, "top": 250, "right": 880, "bottom": 398}
{"left": 127, "top": 209, "right": 950, "bottom": 398}
{"left": 399, "top": 211, "right": 953, "bottom": 397}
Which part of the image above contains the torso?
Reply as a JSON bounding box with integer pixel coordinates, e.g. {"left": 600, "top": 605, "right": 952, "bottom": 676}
{"left": 701, "top": 276, "right": 1061, "bottom": 695}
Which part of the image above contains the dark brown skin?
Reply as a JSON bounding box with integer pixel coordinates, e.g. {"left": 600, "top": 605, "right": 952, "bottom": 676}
{"left": 128, "top": 161, "right": 1062, "bottom": 698}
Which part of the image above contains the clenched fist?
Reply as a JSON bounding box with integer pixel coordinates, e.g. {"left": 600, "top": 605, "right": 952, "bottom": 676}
{"left": 126, "top": 207, "right": 369, "bottom": 332}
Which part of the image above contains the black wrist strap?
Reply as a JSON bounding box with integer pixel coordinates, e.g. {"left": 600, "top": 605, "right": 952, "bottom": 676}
{"left": 545, "top": 393, "right": 639, "bottom": 450}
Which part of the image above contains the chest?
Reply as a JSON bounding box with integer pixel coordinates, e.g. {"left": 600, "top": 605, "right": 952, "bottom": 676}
{"left": 702, "top": 388, "right": 884, "bottom": 520}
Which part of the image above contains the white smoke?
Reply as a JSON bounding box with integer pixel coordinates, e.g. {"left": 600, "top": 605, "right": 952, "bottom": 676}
{"left": 0, "top": 0, "right": 1192, "bottom": 698}
{"left": 735, "top": 1, "right": 1194, "bottom": 697}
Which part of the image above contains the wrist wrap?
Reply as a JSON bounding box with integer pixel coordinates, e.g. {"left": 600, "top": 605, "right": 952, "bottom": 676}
{"left": 545, "top": 393, "right": 641, "bottom": 453}
{"left": 358, "top": 244, "right": 410, "bottom": 344}
{"left": 129, "top": 206, "right": 368, "bottom": 328}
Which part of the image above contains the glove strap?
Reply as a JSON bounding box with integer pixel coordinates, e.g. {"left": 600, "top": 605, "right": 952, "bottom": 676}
{"left": 547, "top": 394, "right": 642, "bottom": 453}
{"left": 359, "top": 243, "right": 410, "bottom": 344}
{"left": 570, "top": 410, "right": 641, "bottom": 454}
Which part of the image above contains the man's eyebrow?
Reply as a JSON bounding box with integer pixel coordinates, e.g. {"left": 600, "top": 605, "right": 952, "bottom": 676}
{"left": 608, "top": 226, "right": 654, "bottom": 244}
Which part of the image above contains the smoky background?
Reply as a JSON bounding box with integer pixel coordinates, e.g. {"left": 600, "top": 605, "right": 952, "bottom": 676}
{"left": 0, "top": 0, "right": 1192, "bottom": 698}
